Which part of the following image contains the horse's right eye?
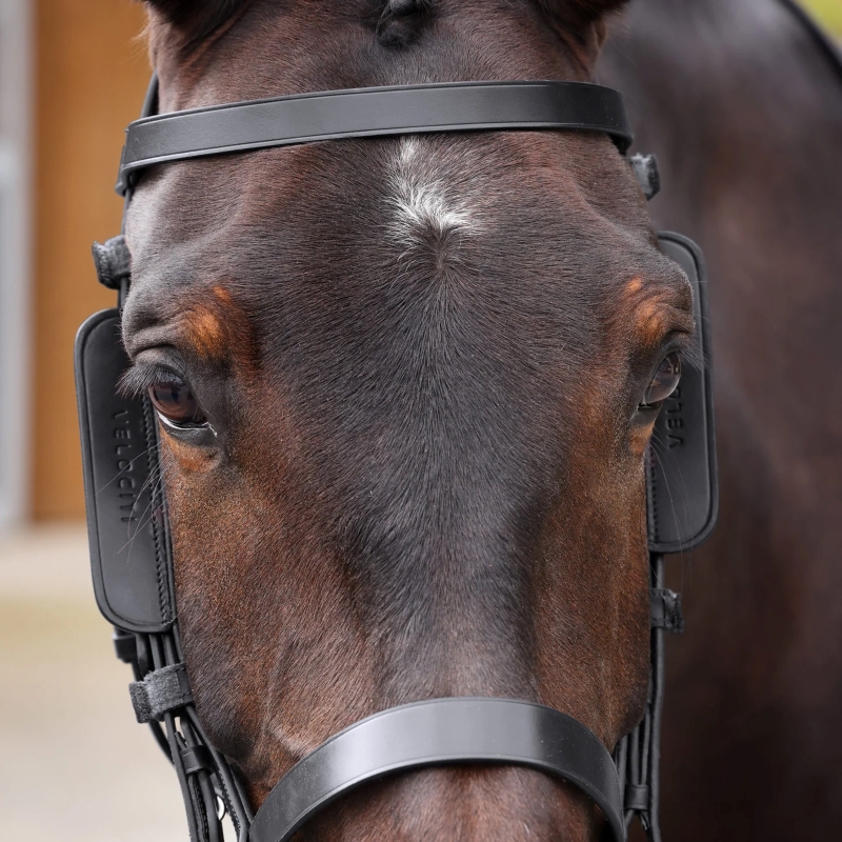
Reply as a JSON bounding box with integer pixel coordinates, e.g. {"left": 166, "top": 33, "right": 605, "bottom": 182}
{"left": 149, "top": 378, "right": 207, "bottom": 427}
{"left": 640, "top": 352, "right": 682, "bottom": 410}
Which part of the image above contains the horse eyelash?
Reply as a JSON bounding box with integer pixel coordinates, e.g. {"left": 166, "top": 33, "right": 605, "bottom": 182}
{"left": 672, "top": 331, "right": 704, "bottom": 372}
{"left": 118, "top": 363, "right": 187, "bottom": 400}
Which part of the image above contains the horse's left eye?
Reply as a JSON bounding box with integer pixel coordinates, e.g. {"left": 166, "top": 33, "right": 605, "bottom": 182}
{"left": 148, "top": 378, "right": 208, "bottom": 427}
{"left": 641, "top": 352, "right": 682, "bottom": 409}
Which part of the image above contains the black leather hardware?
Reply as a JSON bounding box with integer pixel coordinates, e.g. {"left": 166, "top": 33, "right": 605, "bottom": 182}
{"left": 113, "top": 628, "right": 138, "bottom": 664}
{"left": 648, "top": 233, "right": 718, "bottom": 554}
{"left": 181, "top": 745, "right": 213, "bottom": 776}
{"left": 117, "top": 80, "right": 632, "bottom": 194}
{"left": 630, "top": 154, "right": 660, "bottom": 200}
{"left": 249, "top": 698, "right": 624, "bottom": 842}
{"left": 650, "top": 588, "right": 685, "bottom": 634}
{"left": 625, "top": 784, "right": 650, "bottom": 812}
{"left": 92, "top": 235, "right": 132, "bottom": 290}
{"left": 75, "top": 308, "right": 175, "bottom": 633}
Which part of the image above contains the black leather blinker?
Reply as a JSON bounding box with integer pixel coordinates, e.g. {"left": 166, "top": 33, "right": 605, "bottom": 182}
{"left": 648, "top": 233, "right": 718, "bottom": 553}
{"left": 75, "top": 309, "right": 175, "bottom": 633}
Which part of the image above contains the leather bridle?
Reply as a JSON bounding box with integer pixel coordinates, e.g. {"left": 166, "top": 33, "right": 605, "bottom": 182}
{"left": 116, "top": 79, "right": 632, "bottom": 194}
{"left": 77, "top": 74, "right": 718, "bottom": 842}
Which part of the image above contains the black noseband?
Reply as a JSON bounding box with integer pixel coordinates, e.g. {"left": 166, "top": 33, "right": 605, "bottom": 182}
{"left": 250, "top": 698, "right": 624, "bottom": 842}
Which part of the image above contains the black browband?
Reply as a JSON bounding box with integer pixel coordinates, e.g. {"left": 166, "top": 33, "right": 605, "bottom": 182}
{"left": 117, "top": 79, "right": 632, "bottom": 194}
{"left": 81, "top": 75, "right": 709, "bottom": 842}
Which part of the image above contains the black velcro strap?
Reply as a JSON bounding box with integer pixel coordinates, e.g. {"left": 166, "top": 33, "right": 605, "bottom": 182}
{"left": 249, "top": 697, "right": 624, "bottom": 842}
{"left": 129, "top": 663, "right": 193, "bottom": 723}
{"left": 650, "top": 588, "right": 685, "bottom": 633}
{"left": 117, "top": 80, "right": 632, "bottom": 194}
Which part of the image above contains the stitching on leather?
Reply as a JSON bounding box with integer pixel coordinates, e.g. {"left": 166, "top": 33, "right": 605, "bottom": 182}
{"left": 647, "top": 447, "right": 660, "bottom": 544}
{"left": 204, "top": 736, "right": 239, "bottom": 833}
{"left": 142, "top": 395, "right": 170, "bottom": 624}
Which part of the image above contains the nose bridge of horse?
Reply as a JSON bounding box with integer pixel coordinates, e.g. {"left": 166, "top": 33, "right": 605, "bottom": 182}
{"left": 323, "top": 489, "right": 536, "bottom": 693}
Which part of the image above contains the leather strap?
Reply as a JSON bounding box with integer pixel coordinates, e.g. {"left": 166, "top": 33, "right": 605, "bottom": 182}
{"left": 117, "top": 80, "right": 632, "bottom": 194}
{"left": 129, "top": 663, "right": 194, "bottom": 724}
{"left": 249, "top": 697, "right": 624, "bottom": 842}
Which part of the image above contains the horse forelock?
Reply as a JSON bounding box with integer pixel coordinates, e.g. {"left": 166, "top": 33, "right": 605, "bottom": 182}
{"left": 145, "top": 0, "right": 619, "bottom": 99}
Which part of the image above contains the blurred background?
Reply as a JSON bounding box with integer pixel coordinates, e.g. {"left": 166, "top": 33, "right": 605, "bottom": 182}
{"left": 0, "top": 1, "right": 839, "bottom": 840}
{"left": 2, "top": 3, "right": 203, "bottom": 840}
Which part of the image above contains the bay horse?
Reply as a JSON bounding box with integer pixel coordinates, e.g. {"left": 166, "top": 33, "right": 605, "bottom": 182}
{"left": 98, "top": 0, "right": 700, "bottom": 839}
{"left": 599, "top": 1, "right": 842, "bottom": 839}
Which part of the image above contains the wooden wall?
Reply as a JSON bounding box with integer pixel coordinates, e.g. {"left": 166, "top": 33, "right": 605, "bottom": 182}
{"left": 34, "top": 1, "right": 150, "bottom": 518}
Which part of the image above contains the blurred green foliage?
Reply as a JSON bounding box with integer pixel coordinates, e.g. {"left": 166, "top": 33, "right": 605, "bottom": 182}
{"left": 801, "top": 0, "right": 842, "bottom": 35}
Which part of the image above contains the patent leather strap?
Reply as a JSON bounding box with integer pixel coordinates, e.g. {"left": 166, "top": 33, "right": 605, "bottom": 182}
{"left": 249, "top": 698, "right": 625, "bottom": 842}
{"left": 117, "top": 80, "right": 632, "bottom": 194}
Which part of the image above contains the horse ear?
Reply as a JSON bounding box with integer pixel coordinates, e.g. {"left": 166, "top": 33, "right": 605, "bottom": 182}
{"left": 536, "top": 0, "right": 628, "bottom": 57}
{"left": 538, "top": 0, "right": 629, "bottom": 29}
{"left": 143, "top": 0, "right": 246, "bottom": 40}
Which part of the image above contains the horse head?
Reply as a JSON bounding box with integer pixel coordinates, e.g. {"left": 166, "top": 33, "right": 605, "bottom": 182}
{"left": 117, "top": 1, "right": 695, "bottom": 838}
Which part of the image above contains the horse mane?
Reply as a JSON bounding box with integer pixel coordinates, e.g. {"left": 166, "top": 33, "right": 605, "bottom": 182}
{"left": 148, "top": 0, "right": 437, "bottom": 48}
{"left": 375, "top": 0, "right": 632, "bottom": 53}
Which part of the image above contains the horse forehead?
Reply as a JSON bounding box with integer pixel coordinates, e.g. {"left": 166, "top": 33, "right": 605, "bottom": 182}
{"left": 133, "top": 136, "right": 645, "bottom": 266}
{"left": 126, "top": 135, "right": 666, "bottom": 359}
